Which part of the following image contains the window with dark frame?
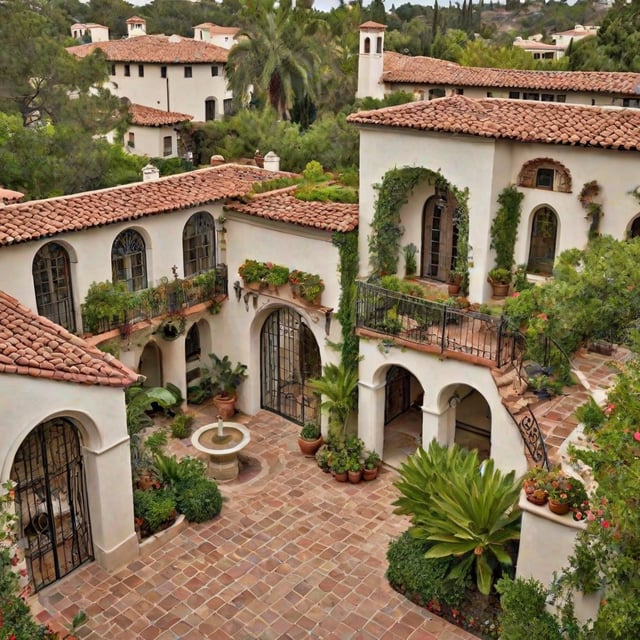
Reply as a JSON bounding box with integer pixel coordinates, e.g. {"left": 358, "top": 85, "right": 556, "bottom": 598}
{"left": 184, "top": 66, "right": 192, "bottom": 78}
{"left": 211, "top": 65, "right": 219, "bottom": 77}
{"left": 124, "top": 64, "right": 130, "bottom": 77}
{"left": 160, "top": 66, "right": 167, "bottom": 78}
{"left": 111, "top": 229, "right": 147, "bottom": 292}
{"left": 163, "top": 136, "right": 172, "bottom": 156}
{"left": 138, "top": 64, "right": 144, "bottom": 77}
{"left": 535, "top": 168, "right": 555, "bottom": 190}
{"left": 182, "top": 212, "right": 215, "bottom": 277}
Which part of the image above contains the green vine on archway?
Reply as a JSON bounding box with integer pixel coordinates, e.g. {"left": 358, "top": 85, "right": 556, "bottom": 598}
{"left": 579, "top": 180, "right": 603, "bottom": 240}
{"left": 490, "top": 185, "right": 524, "bottom": 273}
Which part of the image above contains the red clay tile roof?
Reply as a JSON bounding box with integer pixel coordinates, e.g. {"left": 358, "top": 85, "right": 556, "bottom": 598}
{"left": 225, "top": 190, "right": 358, "bottom": 232}
{"left": 0, "top": 188, "right": 23, "bottom": 205}
{"left": 68, "top": 34, "right": 229, "bottom": 64}
{"left": 347, "top": 95, "right": 640, "bottom": 150}
{"left": 129, "top": 103, "right": 193, "bottom": 126}
{"left": 0, "top": 165, "right": 292, "bottom": 247}
{"left": 382, "top": 51, "right": 640, "bottom": 96}
{"left": 360, "top": 21, "right": 386, "bottom": 30}
{"left": 513, "top": 40, "right": 564, "bottom": 51}
{"left": 0, "top": 291, "right": 139, "bottom": 387}
{"left": 195, "top": 23, "right": 239, "bottom": 35}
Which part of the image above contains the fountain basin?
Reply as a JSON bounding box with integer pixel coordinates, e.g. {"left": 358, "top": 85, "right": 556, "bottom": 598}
{"left": 191, "top": 421, "right": 251, "bottom": 482}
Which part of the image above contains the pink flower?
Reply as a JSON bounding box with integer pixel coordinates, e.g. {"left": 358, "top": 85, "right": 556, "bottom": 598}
{"left": 510, "top": 292, "right": 519, "bottom": 298}
{"left": 602, "top": 520, "right": 611, "bottom": 528}
{"left": 586, "top": 511, "right": 596, "bottom": 521}
{"left": 605, "top": 403, "right": 616, "bottom": 416}
{"left": 536, "top": 313, "right": 548, "bottom": 321}
{"left": 634, "top": 431, "right": 640, "bottom": 442}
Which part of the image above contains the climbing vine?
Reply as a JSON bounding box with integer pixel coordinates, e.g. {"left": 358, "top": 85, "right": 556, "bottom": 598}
{"left": 490, "top": 185, "right": 524, "bottom": 272}
{"left": 332, "top": 230, "right": 359, "bottom": 371}
{"left": 579, "top": 180, "right": 603, "bottom": 240}
{"left": 451, "top": 186, "right": 470, "bottom": 295}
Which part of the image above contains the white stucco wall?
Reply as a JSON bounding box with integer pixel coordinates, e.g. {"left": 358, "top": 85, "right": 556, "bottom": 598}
{"left": 0, "top": 375, "right": 138, "bottom": 572}
{"left": 126, "top": 125, "right": 180, "bottom": 158}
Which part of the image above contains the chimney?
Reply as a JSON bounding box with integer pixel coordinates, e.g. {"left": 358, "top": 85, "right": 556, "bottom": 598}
{"left": 0, "top": 187, "right": 24, "bottom": 206}
{"left": 142, "top": 164, "right": 160, "bottom": 182}
{"left": 210, "top": 154, "right": 225, "bottom": 166}
{"left": 263, "top": 151, "right": 280, "bottom": 172}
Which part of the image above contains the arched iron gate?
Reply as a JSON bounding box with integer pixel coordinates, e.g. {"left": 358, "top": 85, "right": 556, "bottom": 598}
{"left": 11, "top": 418, "right": 93, "bottom": 592}
{"left": 260, "top": 308, "right": 321, "bottom": 425}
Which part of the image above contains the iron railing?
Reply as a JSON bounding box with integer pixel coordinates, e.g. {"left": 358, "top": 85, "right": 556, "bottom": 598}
{"left": 510, "top": 407, "right": 550, "bottom": 470}
{"left": 356, "top": 281, "right": 524, "bottom": 367}
{"left": 82, "top": 265, "right": 228, "bottom": 335}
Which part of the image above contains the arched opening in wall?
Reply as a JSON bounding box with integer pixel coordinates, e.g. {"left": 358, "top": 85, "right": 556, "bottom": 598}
{"left": 527, "top": 206, "right": 558, "bottom": 275}
{"left": 449, "top": 385, "right": 491, "bottom": 460}
{"left": 421, "top": 189, "right": 459, "bottom": 282}
{"left": 10, "top": 417, "right": 93, "bottom": 592}
{"left": 260, "top": 307, "right": 321, "bottom": 425}
{"left": 183, "top": 211, "right": 215, "bottom": 277}
{"left": 184, "top": 319, "right": 211, "bottom": 396}
{"left": 383, "top": 366, "right": 424, "bottom": 467}
{"left": 363, "top": 37, "right": 371, "bottom": 54}
{"left": 376, "top": 36, "right": 382, "bottom": 54}
{"left": 205, "top": 97, "right": 216, "bottom": 121}
{"left": 139, "top": 341, "right": 162, "bottom": 388}
{"left": 629, "top": 215, "right": 640, "bottom": 238}
{"left": 32, "top": 242, "right": 76, "bottom": 332}
{"left": 111, "top": 228, "right": 147, "bottom": 291}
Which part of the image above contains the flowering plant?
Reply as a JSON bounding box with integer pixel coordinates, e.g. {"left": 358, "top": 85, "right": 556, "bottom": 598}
{"left": 288, "top": 270, "right": 324, "bottom": 303}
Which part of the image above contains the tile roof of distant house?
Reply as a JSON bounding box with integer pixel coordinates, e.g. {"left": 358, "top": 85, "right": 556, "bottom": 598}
{"left": 129, "top": 103, "right": 193, "bottom": 126}
{"left": 554, "top": 27, "right": 598, "bottom": 36}
{"left": 67, "top": 34, "right": 229, "bottom": 64}
{"left": 382, "top": 51, "right": 640, "bottom": 96}
{"left": 359, "top": 21, "right": 386, "bottom": 30}
{"left": 225, "top": 189, "right": 358, "bottom": 232}
{"left": 347, "top": 95, "right": 640, "bottom": 151}
{"left": 0, "top": 165, "right": 292, "bottom": 247}
{"left": 127, "top": 16, "right": 145, "bottom": 23}
{"left": 513, "top": 39, "right": 564, "bottom": 51}
{"left": 0, "top": 291, "right": 139, "bottom": 387}
{"left": 195, "top": 22, "right": 239, "bottom": 35}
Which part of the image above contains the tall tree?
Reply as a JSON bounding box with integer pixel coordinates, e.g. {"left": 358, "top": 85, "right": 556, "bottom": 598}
{"left": 226, "top": 0, "right": 324, "bottom": 121}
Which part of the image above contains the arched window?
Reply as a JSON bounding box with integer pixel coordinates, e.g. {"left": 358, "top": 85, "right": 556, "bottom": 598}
{"left": 185, "top": 323, "right": 201, "bottom": 362}
{"left": 376, "top": 36, "right": 383, "bottom": 54}
{"left": 111, "top": 229, "right": 147, "bottom": 291}
{"left": 205, "top": 98, "right": 216, "bottom": 121}
{"left": 364, "top": 37, "right": 371, "bottom": 54}
{"left": 421, "top": 190, "right": 459, "bottom": 282}
{"left": 32, "top": 243, "right": 75, "bottom": 331}
{"left": 527, "top": 207, "right": 558, "bottom": 275}
{"left": 518, "top": 158, "right": 572, "bottom": 193}
{"left": 183, "top": 212, "right": 215, "bottom": 277}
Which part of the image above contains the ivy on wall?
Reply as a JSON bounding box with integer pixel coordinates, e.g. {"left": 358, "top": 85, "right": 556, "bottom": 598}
{"left": 451, "top": 186, "right": 470, "bottom": 295}
{"left": 490, "top": 185, "right": 524, "bottom": 272}
{"left": 579, "top": 180, "right": 603, "bottom": 240}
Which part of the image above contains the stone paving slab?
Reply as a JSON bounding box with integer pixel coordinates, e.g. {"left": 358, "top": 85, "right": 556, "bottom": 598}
{"left": 32, "top": 407, "right": 478, "bottom": 639}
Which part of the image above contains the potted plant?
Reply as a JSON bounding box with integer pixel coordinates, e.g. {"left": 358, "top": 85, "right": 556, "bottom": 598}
{"left": 329, "top": 449, "right": 348, "bottom": 482}
{"left": 298, "top": 422, "right": 323, "bottom": 457}
{"left": 523, "top": 467, "right": 549, "bottom": 505}
{"left": 347, "top": 455, "right": 363, "bottom": 484}
{"left": 315, "top": 445, "right": 331, "bottom": 473}
{"left": 546, "top": 471, "right": 574, "bottom": 515}
{"left": 157, "top": 313, "right": 185, "bottom": 341}
{"left": 447, "top": 271, "right": 462, "bottom": 295}
{"left": 207, "top": 353, "right": 248, "bottom": 418}
{"left": 487, "top": 268, "right": 512, "bottom": 298}
{"left": 363, "top": 450, "right": 381, "bottom": 481}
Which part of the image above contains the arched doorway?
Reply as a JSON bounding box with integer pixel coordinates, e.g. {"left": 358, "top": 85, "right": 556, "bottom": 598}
{"left": 421, "top": 190, "right": 459, "bottom": 281}
{"left": 450, "top": 386, "right": 491, "bottom": 460}
{"left": 630, "top": 215, "right": 640, "bottom": 238}
{"left": 10, "top": 418, "right": 93, "bottom": 592}
{"left": 383, "top": 366, "right": 424, "bottom": 467}
{"left": 527, "top": 207, "right": 558, "bottom": 275}
{"left": 260, "top": 307, "right": 321, "bottom": 424}
{"left": 139, "top": 342, "right": 162, "bottom": 388}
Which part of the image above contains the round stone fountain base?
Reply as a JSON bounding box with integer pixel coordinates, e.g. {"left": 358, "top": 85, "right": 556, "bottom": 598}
{"left": 191, "top": 422, "right": 251, "bottom": 483}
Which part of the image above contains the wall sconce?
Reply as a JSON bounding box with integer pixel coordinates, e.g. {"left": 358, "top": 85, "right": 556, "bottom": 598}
{"left": 233, "top": 280, "right": 243, "bottom": 302}
{"left": 448, "top": 393, "right": 460, "bottom": 408}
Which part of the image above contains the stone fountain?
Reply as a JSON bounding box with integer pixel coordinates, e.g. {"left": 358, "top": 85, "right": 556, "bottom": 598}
{"left": 191, "top": 417, "right": 251, "bottom": 482}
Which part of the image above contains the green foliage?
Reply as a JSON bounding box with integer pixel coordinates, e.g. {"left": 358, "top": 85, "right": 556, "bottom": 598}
{"left": 403, "top": 243, "right": 418, "bottom": 277}
{"left": 265, "top": 264, "right": 290, "bottom": 286}
{"left": 170, "top": 413, "right": 195, "bottom": 439}
{"left": 451, "top": 187, "right": 470, "bottom": 294}
{"left": 487, "top": 267, "right": 512, "bottom": 285}
{"left": 300, "top": 421, "right": 321, "bottom": 440}
{"left": 125, "top": 384, "right": 179, "bottom": 436}
{"left": 394, "top": 441, "right": 522, "bottom": 595}
{"left": 364, "top": 450, "right": 381, "bottom": 470}
{"left": 387, "top": 531, "right": 469, "bottom": 609}
{"left": 133, "top": 488, "right": 176, "bottom": 533}
{"left": 251, "top": 176, "right": 302, "bottom": 193}
{"left": 490, "top": 185, "right": 524, "bottom": 272}
{"left": 175, "top": 478, "right": 223, "bottom": 523}
{"left": 574, "top": 397, "right": 606, "bottom": 434}
{"left": 496, "top": 577, "right": 563, "bottom": 640}
{"left": 288, "top": 269, "right": 325, "bottom": 302}
{"left": 379, "top": 275, "right": 425, "bottom": 298}
{"left": 82, "top": 280, "right": 130, "bottom": 333}
{"left": 96, "top": 338, "right": 120, "bottom": 358}
{"left": 513, "top": 263, "right": 534, "bottom": 292}
{"left": 207, "top": 353, "right": 248, "bottom": 397}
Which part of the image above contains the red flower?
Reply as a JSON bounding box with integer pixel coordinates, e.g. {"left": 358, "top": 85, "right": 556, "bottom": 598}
{"left": 536, "top": 313, "right": 548, "bottom": 321}
{"left": 634, "top": 431, "right": 640, "bottom": 442}
{"left": 602, "top": 520, "right": 611, "bottom": 528}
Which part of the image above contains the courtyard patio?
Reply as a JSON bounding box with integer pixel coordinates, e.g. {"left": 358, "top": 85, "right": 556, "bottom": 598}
{"left": 31, "top": 404, "right": 478, "bottom": 640}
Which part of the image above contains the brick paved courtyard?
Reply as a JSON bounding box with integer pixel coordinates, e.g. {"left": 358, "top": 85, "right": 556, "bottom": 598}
{"left": 32, "top": 407, "right": 478, "bottom": 640}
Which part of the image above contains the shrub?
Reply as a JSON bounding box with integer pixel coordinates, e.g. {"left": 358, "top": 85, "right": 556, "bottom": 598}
{"left": 175, "top": 478, "right": 223, "bottom": 523}
{"left": 496, "top": 576, "right": 563, "bottom": 640}
{"left": 386, "top": 531, "right": 468, "bottom": 607}
{"left": 170, "top": 413, "right": 194, "bottom": 439}
{"left": 574, "top": 396, "right": 606, "bottom": 433}
{"left": 133, "top": 489, "right": 177, "bottom": 533}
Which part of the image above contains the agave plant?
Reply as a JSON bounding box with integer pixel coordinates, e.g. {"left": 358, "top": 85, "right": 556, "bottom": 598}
{"left": 394, "top": 440, "right": 522, "bottom": 595}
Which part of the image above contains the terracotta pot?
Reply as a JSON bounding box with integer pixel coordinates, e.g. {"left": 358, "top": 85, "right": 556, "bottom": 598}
{"left": 213, "top": 394, "right": 236, "bottom": 419}
{"left": 363, "top": 467, "right": 379, "bottom": 481}
{"left": 526, "top": 492, "right": 548, "bottom": 506}
{"left": 491, "top": 282, "right": 510, "bottom": 298}
{"left": 298, "top": 436, "right": 323, "bottom": 457}
{"left": 447, "top": 283, "right": 461, "bottom": 295}
{"left": 548, "top": 499, "right": 570, "bottom": 515}
{"left": 333, "top": 471, "right": 348, "bottom": 483}
{"left": 348, "top": 469, "right": 363, "bottom": 484}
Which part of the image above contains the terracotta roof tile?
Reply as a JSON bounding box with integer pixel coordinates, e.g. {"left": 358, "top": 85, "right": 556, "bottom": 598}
{"left": 347, "top": 95, "right": 640, "bottom": 150}
{"left": 382, "top": 51, "right": 640, "bottom": 96}
{"left": 0, "top": 164, "right": 291, "bottom": 247}
{"left": 225, "top": 190, "right": 358, "bottom": 232}
{"left": 129, "top": 103, "right": 193, "bottom": 126}
{"left": 359, "top": 21, "right": 386, "bottom": 30}
{"left": 195, "top": 23, "right": 239, "bottom": 36}
{"left": 0, "top": 291, "right": 139, "bottom": 387}
{"left": 513, "top": 40, "right": 564, "bottom": 52}
{"left": 68, "top": 34, "right": 229, "bottom": 64}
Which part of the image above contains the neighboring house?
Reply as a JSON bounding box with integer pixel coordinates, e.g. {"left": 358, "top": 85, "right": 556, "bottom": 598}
{"left": 357, "top": 22, "right": 640, "bottom": 107}
{"left": 193, "top": 22, "right": 239, "bottom": 49}
{"left": 552, "top": 25, "right": 600, "bottom": 50}
{"left": 0, "top": 290, "right": 139, "bottom": 593}
{"left": 0, "top": 161, "right": 357, "bottom": 593}
{"left": 70, "top": 22, "right": 109, "bottom": 43}
{"left": 513, "top": 36, "right": 565, "bottom": 61}
{"left": 67, "top": 17, "right": 235, "bottom": 121}
{"left": 123, "top": 103, "right": 193, "bottom": 158}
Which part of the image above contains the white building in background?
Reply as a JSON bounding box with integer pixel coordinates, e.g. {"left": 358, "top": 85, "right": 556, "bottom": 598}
{"left": 70, "top": 22, "right": 109, "bottom": 43}
{"left": 67, "top": 17, "right": 237, "bottom": 121}
{"left": 552, "top": 25, "right": 600, "bottom": 50}
{"left": 513, "top": 36, "right": 565, "bottom": 61}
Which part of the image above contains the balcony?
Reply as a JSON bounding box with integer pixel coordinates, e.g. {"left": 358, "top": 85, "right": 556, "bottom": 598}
{"left": 81, "top": 266, "right": 228, "bottom": 336}
{"left": 355, "top": 281, "right": 522, "bottom": 367}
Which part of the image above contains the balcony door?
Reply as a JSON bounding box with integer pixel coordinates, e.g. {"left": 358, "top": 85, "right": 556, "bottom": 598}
{"left": 421, "top": 191, "right": 458, "bottom": 282}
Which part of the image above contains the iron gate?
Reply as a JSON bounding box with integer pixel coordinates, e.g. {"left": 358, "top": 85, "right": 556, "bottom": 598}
{"left": 11, "top": 418, "right": 93, "bottom": 592}
{"left": 260, "top": 308, "right": 321, "bottom": 425}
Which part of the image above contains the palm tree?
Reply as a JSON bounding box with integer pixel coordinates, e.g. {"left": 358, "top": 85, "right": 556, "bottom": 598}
{"left": 226, "top": 0, "right": 323, "bottom": 121}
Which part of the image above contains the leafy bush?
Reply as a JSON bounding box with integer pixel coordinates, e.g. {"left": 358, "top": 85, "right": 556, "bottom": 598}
{"left": 170, "top": 413, "right": 194, "bottom": 439}
{"left": 574, "top": 397, "right": 606, "bottom": 434}
{"left": 133, "top": 489, "right": 177, "bottom": 533}
{"left": 496, "top": 577, "right": 562, "bottom": 640}
{"left": 175, "top": 478, "right": 223, "bottom": 523}
{"left": 386, "top": 531, "right": 468, "bottom": 608}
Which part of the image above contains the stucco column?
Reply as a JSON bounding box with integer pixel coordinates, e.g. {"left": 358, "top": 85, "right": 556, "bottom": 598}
{"left": 160, "top": 335, "right": 187, "bottom": 400}
{"left": 357, "top": 379, "right": 386, "bottom": 455}
{"left": 83, "top": 438, "right": 138, "bottom": 571}
{"left": 420, "top": 404, "right": 451, "bottom": 448}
